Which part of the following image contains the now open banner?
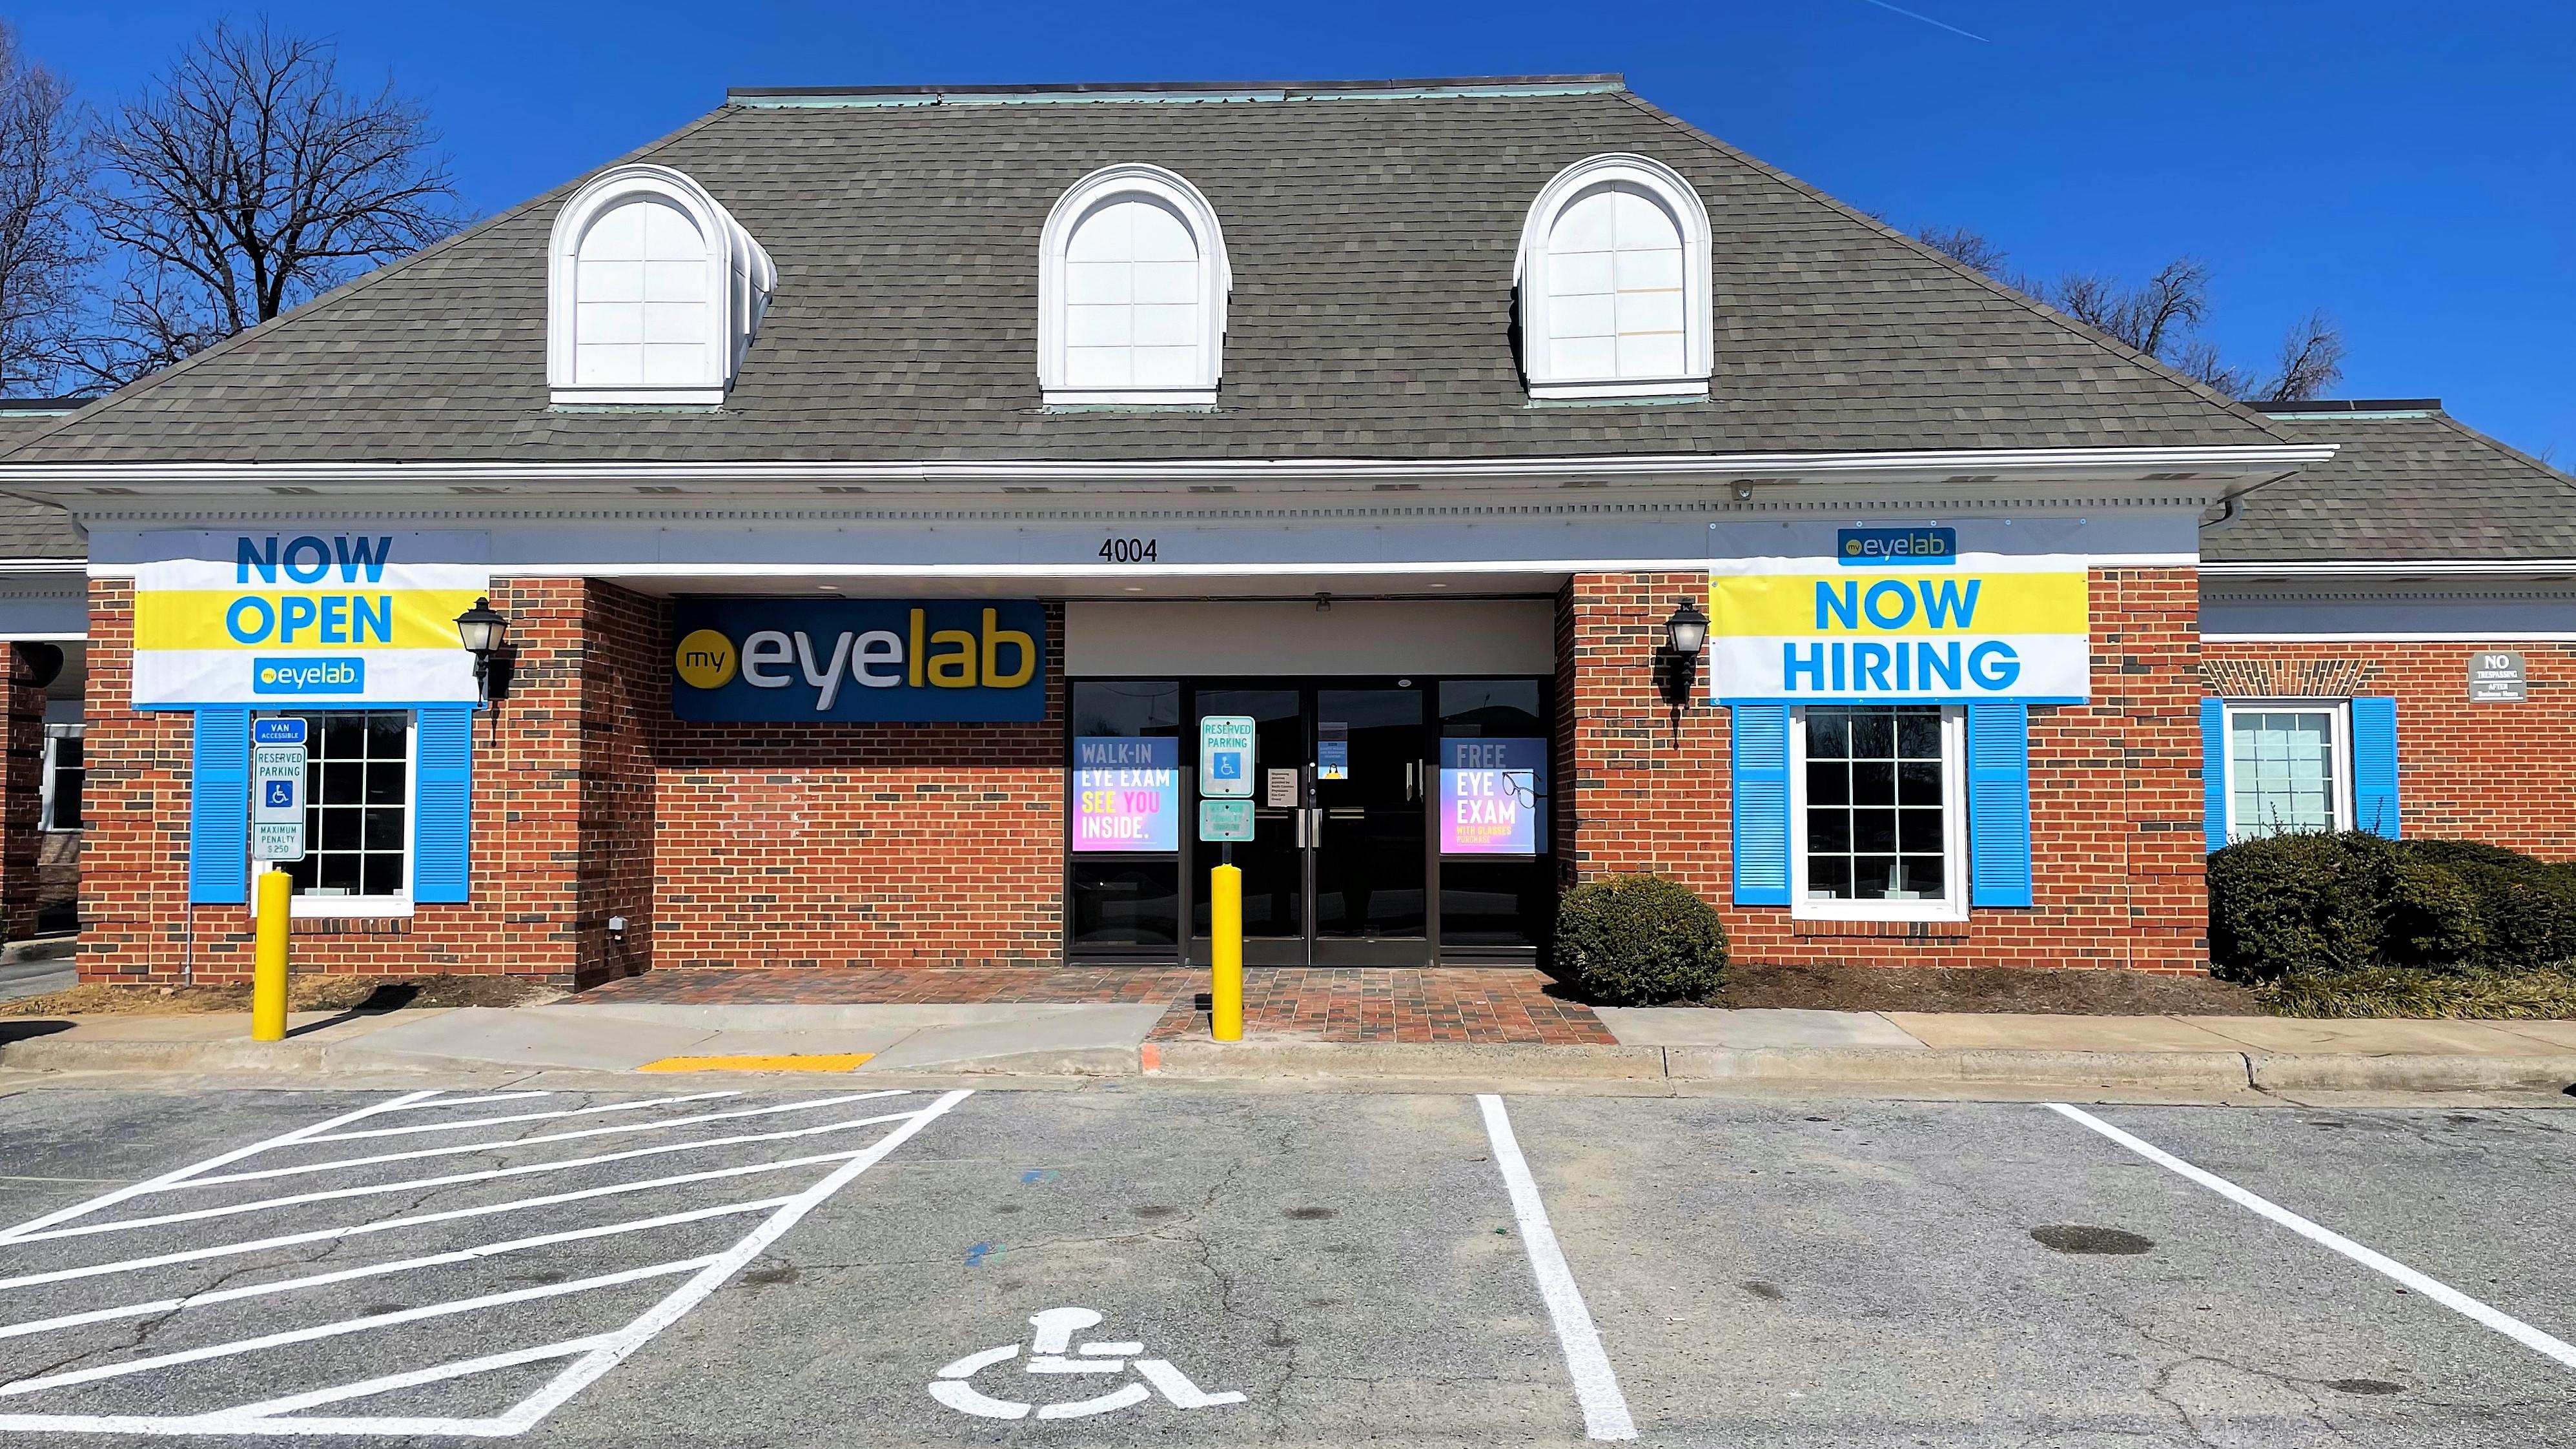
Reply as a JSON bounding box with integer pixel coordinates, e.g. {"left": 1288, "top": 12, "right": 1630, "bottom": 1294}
{"left": 130, "top": 531, "right": 490, "bottom": 709}
{"left": 1709, "top": 520, "right": 2091, "bottom": 705}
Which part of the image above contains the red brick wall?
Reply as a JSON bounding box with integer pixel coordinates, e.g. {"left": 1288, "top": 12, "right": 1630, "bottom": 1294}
{"left": 0, "top": 644, "right": 48, "bottom": 941}
{"left": 648, "top": 604, "right": 1066, "bottom": 969}
{"left": 1559, "top": 568, "right": 2210, "bottom": 973}
{"left": 80, "top": 578, "right": 604, "bottom": 984}
{"left": 2201, "top": 640, "right": 2576, "bottom": 859}
{"left": 76, "top": 583, "right": 1070, "bottom": 984}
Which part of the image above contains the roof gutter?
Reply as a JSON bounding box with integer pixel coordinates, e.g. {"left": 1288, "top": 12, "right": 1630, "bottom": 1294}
{"left": 0, "top": 444, "right": 2337, "bottom": 500}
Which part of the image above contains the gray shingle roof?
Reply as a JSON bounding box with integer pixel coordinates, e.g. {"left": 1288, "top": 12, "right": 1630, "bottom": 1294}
{"left": 0, "top": 81, "right": 2284, "bottom": 466}
{"left": 0, "top": 409, "right": 85, "bottom": 557}
{"left": 2211, "top": 405, "right": 2576, "bottom": 564}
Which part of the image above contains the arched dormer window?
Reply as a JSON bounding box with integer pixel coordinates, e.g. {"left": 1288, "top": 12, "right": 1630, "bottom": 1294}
{"left": 547, "top": 164, "right": 774, "bottom": 407}
{"left": 1038, "top": 164, "right": 1229, "bottom": 407}
{"left": 1515, "top": 154, "right": 1713, "bottom": 401}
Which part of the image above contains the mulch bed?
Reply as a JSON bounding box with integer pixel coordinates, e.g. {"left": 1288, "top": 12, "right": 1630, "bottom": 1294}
{"left": 1, "top": 974, "right": 562, "bottom": 1018}
{"left": 1710, "top": 961, "right": 2261, "bottom": 1016}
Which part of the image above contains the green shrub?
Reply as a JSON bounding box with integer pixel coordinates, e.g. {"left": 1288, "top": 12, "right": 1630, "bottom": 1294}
{"left": 2400, "top": 840, "right": 2576, "bottom": 968}
{"left": 2202, "top": 831, "right": 2576, "bottom": 982}
{"left": 2259, "top": 964, "right": 2576, "bottom": 1019}
{"left": 1553, "top": 875, "right": 1728, "bottom": 1005}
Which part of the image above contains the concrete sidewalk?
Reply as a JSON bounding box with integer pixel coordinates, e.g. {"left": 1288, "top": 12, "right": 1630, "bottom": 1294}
{"left": 6, "top": 1000, "right": 2576, "bottom": 1095}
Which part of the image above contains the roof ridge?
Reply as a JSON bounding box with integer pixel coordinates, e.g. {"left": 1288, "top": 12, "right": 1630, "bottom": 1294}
{"left": 6, "top": 102, "right": 752, "bottom": 458}
{"left": 1607, "top": 92, "right": 2289, "bottom": 446}
{"left": 728, "top": 75, "right": 1625, "bottom": 103}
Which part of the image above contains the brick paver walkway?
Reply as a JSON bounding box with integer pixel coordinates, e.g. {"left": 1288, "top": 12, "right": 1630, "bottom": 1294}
{"left": 577, "top": 966, "right": 1613, "bottom": 1045}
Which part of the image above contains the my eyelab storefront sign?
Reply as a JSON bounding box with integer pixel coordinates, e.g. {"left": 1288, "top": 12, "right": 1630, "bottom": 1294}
{"left": 671, "top": 598, "right": 1047, "bottom": 722}
{"left": 130, "top": 531, "right": 491, "bottom": 707}
{"left": 1708, "top": 520, "right": 2092, "bottom": 705}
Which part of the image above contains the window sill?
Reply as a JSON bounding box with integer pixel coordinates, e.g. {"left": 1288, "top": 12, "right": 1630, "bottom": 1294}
{"left": 1041, "top": 387, "right": 1218, "bottom": 409}
{"left": 1790, "top": 900, "right": 1969, "bottom": 926}
{"left": 549, "top": 387, "right": 726, "bottom": 409}
{"left": 1526, "top": 378, "right": 1709, "bottom": 403}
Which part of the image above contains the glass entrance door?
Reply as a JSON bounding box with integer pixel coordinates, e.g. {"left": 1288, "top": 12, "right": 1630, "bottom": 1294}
{"left": 1185, "top": 683, "right": 1429, "bottom": 966}
{"left": 1311, "top": 687, "right": 1427, "bottom": 964}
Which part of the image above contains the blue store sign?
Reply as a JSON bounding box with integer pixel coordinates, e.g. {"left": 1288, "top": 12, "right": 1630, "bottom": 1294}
{"left": 671, "top": 598, "right": 1046, "bottom": 722}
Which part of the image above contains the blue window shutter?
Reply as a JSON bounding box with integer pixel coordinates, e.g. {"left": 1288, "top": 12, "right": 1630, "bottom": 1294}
{"left": 188, "top": 707, "right": 250, "bottom": 905}
{"left": 1967, "top": 704, "right": 2032, "bottom": 908}
{"left": 2202, "top": 698, "right": 2228, "bottom": 852}
{"left": 2351, "top": 696, "right": 2400, "bottom": 839}
{"left": 413, "top": 707, "right": 475, "bottom": 902}
{"left": 1730, "top": 704, "right": 1791, "bottom": 906}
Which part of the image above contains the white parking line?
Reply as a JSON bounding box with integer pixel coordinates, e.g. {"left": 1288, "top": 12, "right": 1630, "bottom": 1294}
{"left": 2047, "top": 1102, "right": 2576, "bottom": 1371}
{"left": 298, "top": 1091, "right": 747, "bottom": 1142}
{"left": 0, "top": 1087, "right": 975, "bottom": 1437}
{"left": 174, "top": 1091, "right": 906, "bottom": 1188}
{"left": 0, "top": 1197, "right": 795, "bottom": 1341}
{"left": 6, "top": 1108, "right": 922, "bottom": 1243}
{"left": 0, "top": 1144, "right": 900, "bottom": 1293}
{"left": 1477, "top": 1095, "right": 1636, "bottom": 1442}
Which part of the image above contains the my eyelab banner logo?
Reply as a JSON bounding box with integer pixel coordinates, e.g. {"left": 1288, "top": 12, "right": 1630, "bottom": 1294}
{"left": 671, "top": 598, "right": 1047, "bottom": 722}
{"left": 129, "top": 531, "right": 489, "bottom": 709}
{"left": 1710, "top": 519, "right": 2093, "bottom": 705}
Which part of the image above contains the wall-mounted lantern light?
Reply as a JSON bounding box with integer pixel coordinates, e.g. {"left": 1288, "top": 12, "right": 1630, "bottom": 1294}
{"left": 1655, "top": 597, "right": 1709, "bottom": 731}
{"left": 454, "top": 596, "right": 514, "bottom": 704}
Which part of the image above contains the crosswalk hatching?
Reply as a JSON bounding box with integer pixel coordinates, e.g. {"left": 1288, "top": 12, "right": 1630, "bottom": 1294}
{"left": 0, "top": 1086, "right": 968, "bottom": 1437}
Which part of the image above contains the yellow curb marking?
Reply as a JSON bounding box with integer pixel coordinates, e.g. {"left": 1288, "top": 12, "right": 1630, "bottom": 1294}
{"left": 636, "top": 1053, "right": 877, "bottom": 1073}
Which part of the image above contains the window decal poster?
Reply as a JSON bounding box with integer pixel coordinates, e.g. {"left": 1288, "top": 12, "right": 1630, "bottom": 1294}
{"left": 1708, "top": 519, "right": 2092, "bottom": 705}
{"left": 1072, "top": 736, "right": 1179, "bottom": 852}
{"left": 1440, "top": 737, "right": 1546, "bottom": 855}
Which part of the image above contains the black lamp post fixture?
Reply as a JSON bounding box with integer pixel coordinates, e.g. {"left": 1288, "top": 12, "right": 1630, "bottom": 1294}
{"left": 1656, "top": 597, "right": 1709, "bottom": 709}
{"left": 454, "top": 596, "right": 514, "bottom": 704}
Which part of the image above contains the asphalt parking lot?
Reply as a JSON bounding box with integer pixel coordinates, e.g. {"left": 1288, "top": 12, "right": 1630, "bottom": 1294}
{"left": 0, "top": 1083, "right": 2570, "bottom": 1446}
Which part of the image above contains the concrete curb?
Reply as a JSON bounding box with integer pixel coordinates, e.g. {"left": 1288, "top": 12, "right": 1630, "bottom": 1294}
{"left": 8, "top": 1030, "right": 2576, "bottom": 1096}
{"left": 1662, "top": 1046, "right": 2257, "bottom": 1090}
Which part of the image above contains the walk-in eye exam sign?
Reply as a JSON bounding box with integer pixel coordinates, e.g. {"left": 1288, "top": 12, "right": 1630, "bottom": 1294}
{"left": 1709, "top": 520, "right": 2092, "bottom": 704}
{"left": 129, "top": 531, "right": 490, "bottom": 708}
{"left": 671, "top": 598, "right": 1046, "bottom": 722}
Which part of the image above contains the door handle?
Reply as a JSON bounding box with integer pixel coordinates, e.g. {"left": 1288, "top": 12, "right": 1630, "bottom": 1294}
{"left": 1294, "top": 807, "right": 1307, "bottom": 850}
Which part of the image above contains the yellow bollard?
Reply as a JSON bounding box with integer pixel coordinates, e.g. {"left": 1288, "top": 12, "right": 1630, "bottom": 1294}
{"left": 1210, "top": 864, "right": 1243, "bottom": 1042}
{"left": 252, "top": 867, "right": 291, "bottom": 1042}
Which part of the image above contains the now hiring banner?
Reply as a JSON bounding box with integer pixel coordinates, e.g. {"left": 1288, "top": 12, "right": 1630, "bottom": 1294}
{"left": 128, "top": 531, "right": 491, "bottom": 709}
{"left": 1708, "top": 520, "right": 2092, "bottom": 705}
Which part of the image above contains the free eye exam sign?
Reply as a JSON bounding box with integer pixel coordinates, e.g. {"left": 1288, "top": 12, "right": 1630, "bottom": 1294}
{"left": 1708, "top": 520, "right": 2092, "bottom": 705}
{"left": 671, "top": 598, "right": 1047, "bottom": 722}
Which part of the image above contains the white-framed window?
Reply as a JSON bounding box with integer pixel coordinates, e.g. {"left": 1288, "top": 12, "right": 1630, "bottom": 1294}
{"left": 1790, "top": 704, "right": 1968, "bottom": 922}
{"left": 547, "top": 164, "right": 775, "bottom": 407}
{"left": 1038, "top": 163, "right": 1231, "bottom": 406}
{"left": 1515, "top": 153, "right": 1713, "bottom": 401}
{"left": 2220, "top": 700, "right": 2352, "bottom": 842}
{"left": 39, "top": 724, "right": 80, "bottom": 831}
{"left": 252, "top": 711, "right": 415, "bottom": 919}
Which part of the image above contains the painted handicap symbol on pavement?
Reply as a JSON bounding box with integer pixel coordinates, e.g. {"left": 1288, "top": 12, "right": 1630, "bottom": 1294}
{"left": 930, "top": 1306, "right": 1247, "bottom": 1421}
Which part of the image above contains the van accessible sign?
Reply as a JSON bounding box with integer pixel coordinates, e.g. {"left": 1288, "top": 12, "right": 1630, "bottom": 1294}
{"left": 1710, "top": 520, "right": 2090, "bottom": 705}
{"left": 130, "top": 531, "right": 490, "bottom": 709}
{"left": 671, "top": 598, "right": 1045, "bottom": 722}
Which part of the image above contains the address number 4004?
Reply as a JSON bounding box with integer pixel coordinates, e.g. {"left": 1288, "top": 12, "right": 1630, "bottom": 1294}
{"left": 1098, "top": 538, "right": 1160, "bottom": 563}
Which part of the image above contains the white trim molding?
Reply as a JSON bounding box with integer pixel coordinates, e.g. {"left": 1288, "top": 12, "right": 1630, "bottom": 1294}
{"left": 1038, "top": 163, "right": 1231, "bottom": 407}
{"left": 1516, "top": 154, "right": 1714, "bottom": 402}
{"left": 546, "top": 165, "right": 775, "bottom": 407}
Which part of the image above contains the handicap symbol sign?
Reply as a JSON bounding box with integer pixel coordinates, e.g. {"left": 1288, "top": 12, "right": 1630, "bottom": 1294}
{"left": 930, "top": 1306, "right": 1245, "bottom": 1421}
{"left": 1209, "top": 751, "right": 1242, "bottom": 781}
{"left": 263, "top": 780, "right": 297, "bottom": 809}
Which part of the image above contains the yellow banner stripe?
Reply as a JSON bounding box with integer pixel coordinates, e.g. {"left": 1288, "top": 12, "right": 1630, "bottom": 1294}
{"left": 134, "top": 589, "right": 489, "bottom": 652}
{"left": 1710, "top": 573, "right": 2088, "bottom": 636}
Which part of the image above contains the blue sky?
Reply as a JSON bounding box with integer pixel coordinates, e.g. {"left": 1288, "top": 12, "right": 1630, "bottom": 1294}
{"left": 25, "top": 1, "right": 2573, "bottom": 461}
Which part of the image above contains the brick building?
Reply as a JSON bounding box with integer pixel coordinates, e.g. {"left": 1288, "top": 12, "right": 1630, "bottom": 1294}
{"left": 0, "top": 76, "right": 2562, "bottom": 989}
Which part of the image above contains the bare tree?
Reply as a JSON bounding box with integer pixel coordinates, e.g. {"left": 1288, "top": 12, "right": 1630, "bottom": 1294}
{"left": 0, "top": 25, "right": 87, "bottom": 393}
{"left": 2253, "top": 309, "right": 2346, "bottom": 404}
{"left": 77, "top": 19, "right": 462, "bottom": 386}
{"left": 1914, "top": 223, "right": 2010, "bottom": 276}
{"left": 2047, "top": 258, "right": 2212, "bottom": 360}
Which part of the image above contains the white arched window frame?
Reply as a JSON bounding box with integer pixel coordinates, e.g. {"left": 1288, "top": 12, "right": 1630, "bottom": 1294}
{"left": 1515, "top": 154, "right": 1714, "bottom": 401}
{"left": 547, "top": 164, "right": 775, "bottom": 407}
{"left": 1038, "top": 163, "right": 1231, "bottom": 407}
